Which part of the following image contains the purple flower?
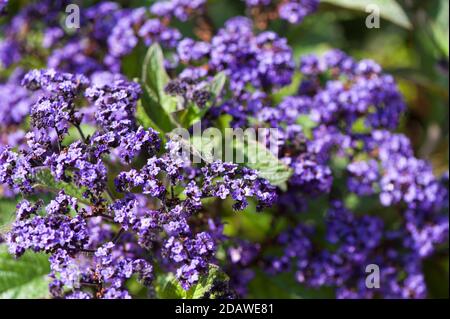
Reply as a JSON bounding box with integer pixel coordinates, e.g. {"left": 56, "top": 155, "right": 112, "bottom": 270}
{"left": 347, "top": 160, "right": 379, "bottom": 195}
{"left": 138, "top": 19, "right": 181, "bottom": 48}
{"left": 177, "top": 38, "right": 211, "bottom": 62}
{"left": 279, "top": 0, "right": 319, "bottom": 25}
{"left": 151, "top": 0, "right": 206, "bottom": 21}
{"left": 7, "top": 192, "right": 89, "bottom": 257}
{"left": 0, "top": 0, "right": 8, "bottom": 12}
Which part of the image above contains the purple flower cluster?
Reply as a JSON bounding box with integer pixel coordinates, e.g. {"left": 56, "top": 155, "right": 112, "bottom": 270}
{"left": 49, "top": 242, "right": 153, "bottom": 299}
{"left": 85, "top": 77, "right": 161, "bottom": 164}
{"left": 247, "top": 52, "right": 447, "bottom": 298}
{"left": 0, "top": 0, "right": 448, "bottom": 300}
{"left": 347, "top": 160, "right": 379, "bottom": 196}
{"left": 279, "top": 0, "right": 320, "bottom": 24}
{"left": 7, "top": 193, "right": 89, "bottom": 257}
{"left": 0, "top": 71, "right": 35, "bottom": 149}
{"left": 0, "top": 66, "right": 276, "bottom": 296}
{"left": 151, "top": 0, "right": 207, "bottom": 22}
{"left": 165, "top": 77, "right": 212, "bottom": 108}
{"left": 0, "top": 0, "right": 7, "bottom": 13}
{"left": 113, "top": 141, "right": 276, "bottom": 288}
{"left": 245, "top": 0, "right": 319, "bottom": 25}
{"left": 164, "top": 232, "right": 216, "bottom": 289}
{"left": 299, "top": 50, "right": 406, "bottom": 130}
{"left": 0, "top": 1, "right": 67, "bottom": 68}
{"left": 225, "top": 241, "right": 261, "bottom": 296}
{"left": 178, "top": 17, "right": 295, "bottom": 92}
{"left": 268, "top": 201, "right": 430, "bottom": 299}
{"left": 0, "top": 146, "right": 33, "bottom": 193}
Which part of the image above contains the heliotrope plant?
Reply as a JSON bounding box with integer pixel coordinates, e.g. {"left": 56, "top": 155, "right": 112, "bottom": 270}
{"left": 0, "top": 0, "right": 448, "bottom": 299}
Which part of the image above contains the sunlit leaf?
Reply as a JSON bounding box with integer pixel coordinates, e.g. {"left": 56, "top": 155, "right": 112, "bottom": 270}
{"left": 0, "top": 245, "right": 50, "bottom": 299}
{"left": 155, "top": 264, "right": 230, "bottom": 299}
{"left": 235, "top": 137, "right": 292, "bottom": 187}
{"left": 33, "top": 170, "right": 88, "bottom": 203}
{"left": 322, "top": 0, "right": 412, "bottom": 29}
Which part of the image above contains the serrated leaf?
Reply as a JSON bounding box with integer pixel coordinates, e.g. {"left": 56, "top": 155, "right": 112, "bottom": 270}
{"left": 33, "top": 170, "right": 88, "bottom": 203}
{"left": 0, "top": 245, "right": 50, "bottom": 299}
{"left": 322, "top": 0, "right": 412, "bottom": 29}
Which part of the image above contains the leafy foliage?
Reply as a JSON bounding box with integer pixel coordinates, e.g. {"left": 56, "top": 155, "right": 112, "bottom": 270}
{"left": 176, "top": 72, "right": 227, "bottom": 128}
{"left": 155, "top": 264, "right": 230, "bottom": 299}
{"left": 33, "top": 170, "right": 88, "bottom": 203}
{"left": 235, "top": 137, "right": 292, "bottom": 187}
{"left": 0, "top": 0, "right": 448, "bottom": 300}
{"left": 140, "top": 44, "right": 179, "bottom": 133}
{"left": 0, "top": 245, "right": 50, "bottom": 299}
{"left": 321, "top": 0, "right": 411, "bottom": 29}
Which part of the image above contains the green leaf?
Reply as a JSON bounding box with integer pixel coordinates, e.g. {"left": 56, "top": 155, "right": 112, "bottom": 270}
{"left": 142, "top": 44, "right": 170, "bottom": 100}
{"left": 297, "top": 115, "right": 318, "bottom": 139}
{"left": 139, "top": 89, "right": 177, "bottom": 133}
{"left": 142, "top": 43, "right": 179, "bottom": 114}
{"left": 63, "top": 124, "right": 97, "bottom": 145}
{"left": 140, "top": 44, "right": 181, "bottom": 133}
{"left": 234, "top": 137, "right": 292, "bottom": 187}
{"left": 136, "top": 100, "right": 157, "bottom": 129}
{"left": 185, "top": 264, "right": 229, "bottom": 299}
{"left": 248, "top": 269, "right": 335, "bottom": 299}
{"left": 155, "top": 272, "right": 185, "bottom": 299}
{"left": 0, "top": 245, "right": 50, "bottom": 299}
{"left": 351, "top": 117, "right": 371, "bottom": 134}
{"left": 155, "top": 265, "right": 230, "bottom": 299}
{"left": 0, "top": 198, "right": 16, "bottom": 225}
{"left": 209, "top": 71, "right": 227, "bottom": 99}
{"left": 177, "top": 72, "right": 227, "bottom": 128}
{"left": 322, "top": 0, "right": 412, "bottom": 29}
{"left": 190, "top": 133, "right": 223, "bottom": 164}
{"left": 430, "top": 0, "right": 449, "bottom": 57}
{"left": 223, "top": 204, "right": 275, "bottom": 242}
{"left": 33, "top": 169, "right": 88, "bottom": 203}
{"left": 0, "top": 198, "right": 17, "bottom": 237}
